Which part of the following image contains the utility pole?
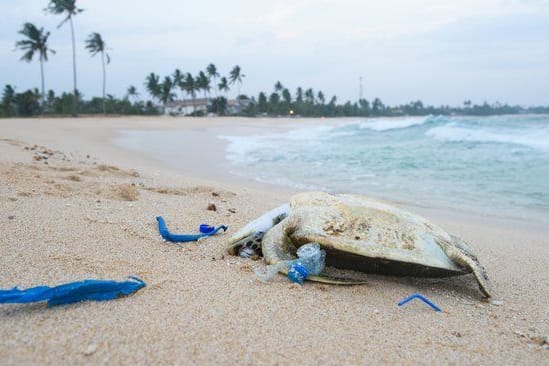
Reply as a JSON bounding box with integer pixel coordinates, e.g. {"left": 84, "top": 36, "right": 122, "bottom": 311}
{"left": 359, "top": 76, "right": 363, "bottom": 101}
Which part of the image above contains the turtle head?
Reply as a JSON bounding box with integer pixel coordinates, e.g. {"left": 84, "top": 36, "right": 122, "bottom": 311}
{"left": 227, "top": 203, "right": 291, "bottom": 257}
{"left": 227, "top": 228, "right": 265, "bottom": 257}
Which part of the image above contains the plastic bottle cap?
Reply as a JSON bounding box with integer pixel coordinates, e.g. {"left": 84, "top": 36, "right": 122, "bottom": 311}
{"left": 288, "top": 263, "right": 309, "bottom": 284}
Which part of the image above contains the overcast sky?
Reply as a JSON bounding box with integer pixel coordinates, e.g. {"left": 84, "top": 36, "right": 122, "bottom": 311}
{"left": 1, "top": 0, "right": 548, "bottom": 106}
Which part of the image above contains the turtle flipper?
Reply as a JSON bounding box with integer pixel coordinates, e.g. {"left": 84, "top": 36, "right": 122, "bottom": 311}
{"left": 273, "top": 265, "right": 366, "bottom": 285}
{"left": 443, "top": 236, "right": 492, "bottom": 298}
{"left": 303, "top": 274, "right": 366, "bottom": 285}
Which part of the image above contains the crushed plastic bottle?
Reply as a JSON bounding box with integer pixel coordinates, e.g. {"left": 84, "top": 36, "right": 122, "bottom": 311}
{"left": 254, "top": 243, "right": 326, "bottom": 284}
{"left": 255, "top": 260, "right": 291, "bottom": 282}
{"left": 287, "top": 243, "right": 326, "bottom": 285}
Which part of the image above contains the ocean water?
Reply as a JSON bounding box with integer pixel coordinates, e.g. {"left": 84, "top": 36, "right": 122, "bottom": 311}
{"left": 220, "top": 115, "right": 549, "bottom": 223}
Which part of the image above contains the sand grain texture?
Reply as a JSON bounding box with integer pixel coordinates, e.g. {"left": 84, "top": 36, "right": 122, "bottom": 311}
{"left": 0, "top": 117, "right": 547, "bottom": 365}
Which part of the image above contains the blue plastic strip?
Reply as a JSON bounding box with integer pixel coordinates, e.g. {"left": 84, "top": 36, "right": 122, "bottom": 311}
{"left": 397, "top": 293, "right": 442, "bottom": 312}
{"left": 156, "top": 216, "right": 228, "bottom": 243}
{"left": 0, "top": 276, "right": 146, "bottom": 307}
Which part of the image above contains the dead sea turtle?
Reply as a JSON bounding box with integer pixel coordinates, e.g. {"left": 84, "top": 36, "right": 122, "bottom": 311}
{"left": 228, "top": 191, "right": 491, "bottom": 298}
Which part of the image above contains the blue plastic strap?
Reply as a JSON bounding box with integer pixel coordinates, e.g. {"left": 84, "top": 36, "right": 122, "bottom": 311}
{"left": 397, "top": 293, "right": 442, "bottom": 312}
{"left": 0, "top": 276, "right": 146, "bottom": 307}
{"left": 156, "top": 216, "right": 228, "bottom": 243}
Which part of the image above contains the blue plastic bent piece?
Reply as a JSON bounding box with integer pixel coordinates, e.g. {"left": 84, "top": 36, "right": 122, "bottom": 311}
{"left": 397, "top": 293, "right": 442, "bottom": 312}
{"left": 0, "top": 276, "right": 146, "bottom": 307}
{"left": 199, "top": 224, "right": 216, "bottom": 234}
{"left": 156, "top": 216, "right": 228, "bottom": 243}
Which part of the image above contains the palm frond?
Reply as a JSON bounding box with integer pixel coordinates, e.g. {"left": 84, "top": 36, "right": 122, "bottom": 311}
{"left": 15, "top": 23, "right": 54, "bottom": 64}
{"left": 85, "top": 32, "right": 106, "bottom": 57}
{"left": 19, "top": 50, "right": 35, "bottom": 62}
{"left": 45, "top": 0, "right": 84, "bottom": 27}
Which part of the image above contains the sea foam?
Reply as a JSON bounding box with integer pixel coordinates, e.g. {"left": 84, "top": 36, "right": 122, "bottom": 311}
{"left": 359, "top": 115, "right": 434, "bottom": 131}
{"left": 426, "top": 122, "right": 549, "bottom": 152}
{"left": 218, "top": 115, "right": 549, "bottom": 223}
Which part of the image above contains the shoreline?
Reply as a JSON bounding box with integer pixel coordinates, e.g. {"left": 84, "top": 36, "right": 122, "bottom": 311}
{"left": 2, "top": 115, "right": 548, "bottom": 252}
{"left": 1, "top": 116, "right": 547, "bottom": 364}
{"left": 112, "top": 116, "right": 548, "bottom": 229}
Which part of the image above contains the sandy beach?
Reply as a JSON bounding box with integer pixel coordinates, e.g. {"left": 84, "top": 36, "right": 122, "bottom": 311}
{"left": 0, "top": 116, "right": 547, "bottom": 365}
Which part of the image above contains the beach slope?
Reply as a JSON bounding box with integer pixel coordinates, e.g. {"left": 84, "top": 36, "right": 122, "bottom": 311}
{"left": 0, "top": 117, "right": 547, "bottom": 364}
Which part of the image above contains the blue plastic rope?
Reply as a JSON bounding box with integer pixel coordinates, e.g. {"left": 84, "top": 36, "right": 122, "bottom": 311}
{"left": 397, "top": 293, "right": 442, "bottom": 312}
{"left": 156, "top": 216, "right": 228, "bottom": 243}
{"left": 0, "top": 276, "right": 146, "bottom": 307}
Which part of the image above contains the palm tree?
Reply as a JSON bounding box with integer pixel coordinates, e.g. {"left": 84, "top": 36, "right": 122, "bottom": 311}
{"left": 15, "top": 23, "right": 55, "bottom": 108}
{"left": 206, "top": 63, "right": 219, "bottom": 97}
{"left": 274, "top": 81, "right": 283, "bottom": 94}
{"left": 296, "top": 87, "right": 303, "bottom": 103}
{"left": 218, "top": 77, "right": 229, "bottom": 99}
{"left": 281, "top": 88, "right": 292, "bottom": 115}
{"left": 183, "top": 73, "right": 197, "bottom": 113}
{"left": 172, "top": 69, "right": 184, "bottom": 99}
{"left": 45, "top": 0, "right": 84, "bottom": 116}
{"left": 304, "top": 88, "right": 315, "bottom": 104}
{"left": 257, "top": 92, "right": 268, "bottom": 114}
{"left": 145, "top": 72, "right": 161, "bottom": 102}
{"left": 269, "top": 92, "right": 281, "bottom": 113}
{"left": 317, "top": 91, "right": 325, "bottom": 105}
{"left": 85, "top": 32, "right": 110, "bottom": 114}
{"left": 46, "top": 89, "right": 57, "bottom": 111}
{"left": 196, "top": 71, "right": 210, "bottom": 101}
{"left": 2, "top": 84, "right": 17, "bottom": 116}
{"left": 159, "top": 76, "right": 175, "bottom": 109}
{"left": 126, "top": 85, "right": 139, "bottom": 103}
{"left": 372, "top": 97, "right": 384, "bottom": 115}
{"left": 229, "top": 65, "right": 245, "bottom": 97}
{"left": 282, "top": 88, "right": 292, "bottom": 104}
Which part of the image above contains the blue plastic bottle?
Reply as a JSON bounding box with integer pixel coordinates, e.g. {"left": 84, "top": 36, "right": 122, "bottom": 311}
{"left": 287, "top": 243, "right": 326, "bottom": 285}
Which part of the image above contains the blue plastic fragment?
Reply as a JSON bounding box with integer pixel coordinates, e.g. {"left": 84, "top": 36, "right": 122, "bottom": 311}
{"left": 0, "top": 276, "right": 146, "bottom": 307}
{"left": 156, "top": 216, "right": 228, "bottom": 243}
{"left": 199, "top": 224, "right": 216, "bottom": 234}
{"left": 397, "top": 293, "right": 442, "bottom": 312}
{"left": 287, "top": 263, "right": 309, "bottom": 285}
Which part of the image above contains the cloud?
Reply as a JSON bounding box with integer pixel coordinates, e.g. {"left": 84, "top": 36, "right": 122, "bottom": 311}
{"left": 1, "top": 0, "right": 548, "bottom": 105}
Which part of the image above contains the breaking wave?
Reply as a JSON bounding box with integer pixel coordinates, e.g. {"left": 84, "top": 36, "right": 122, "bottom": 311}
{"left": 218, "top": 114, "right": 549, "bottom": 223}
{"left": 426, "top": 123, "right": 549, "bottom": 152}
{"left": 359, "top": 115, "right": 440, "bottom": 131}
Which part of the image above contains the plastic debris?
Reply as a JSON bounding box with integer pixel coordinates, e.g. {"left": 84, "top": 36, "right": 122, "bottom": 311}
{"left": 255, "top": 261, "right": 291, "bottom": 282}
{"left": 287, "top": 243, "right": 326, "bottom": 284}
{"left": 255, "top": 243, "right": 326, "bottom": 284}
{"left": 156, "top": 216, "right": 228, "bottom": 243}
{"left": 199, "top": 224, "right": 217, "bottom": 235}
{"left": 0, "top": 276, "right": 145, "bottom": 307}
{"left": 287, "top": 263, "right": 309, "bottom": 284}
{"left": 397, "top": 293, "right": 442, "bottom": 312}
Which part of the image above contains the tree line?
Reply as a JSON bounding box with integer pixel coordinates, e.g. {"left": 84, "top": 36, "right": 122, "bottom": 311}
{"left": 4, "top": 79, "right": 548, "bottom": 118}
{"left": 144, "top": 64, "right": 244, "bottom": 116}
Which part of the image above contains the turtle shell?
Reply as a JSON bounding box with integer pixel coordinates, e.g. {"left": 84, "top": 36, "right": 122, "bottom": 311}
{"left": 268, "top": 191, "right": 468, "bottom": 277}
